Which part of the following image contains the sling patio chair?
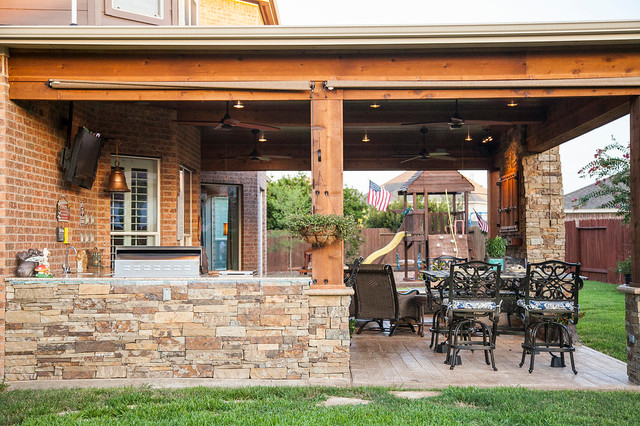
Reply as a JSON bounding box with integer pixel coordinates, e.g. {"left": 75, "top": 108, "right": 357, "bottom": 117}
{"left": 353, "top": 263, "right": 420, "bottom": 336}
{"left": 345, "top": 256, "right": 364, "bottom": 318}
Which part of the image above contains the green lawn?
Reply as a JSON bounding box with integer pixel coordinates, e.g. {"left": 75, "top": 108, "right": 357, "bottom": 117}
{"left": 577, "top": 280, "right": 627, "bottom": 362}
{"left": 1, "top": 386, "right": 639, "bottom": 425}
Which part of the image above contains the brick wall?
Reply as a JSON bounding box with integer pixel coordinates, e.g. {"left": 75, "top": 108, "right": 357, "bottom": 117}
{"left": 4, "top": 278, "right": 351, "bottom": 383}
{"left": 495, "top": 127, "right": 565, "bottom": 262}
{"left": 201, "top": 171, "right": 268, "bottom": 273}
{"left": 199, "top": 0, "right": 262, "bottom": 26}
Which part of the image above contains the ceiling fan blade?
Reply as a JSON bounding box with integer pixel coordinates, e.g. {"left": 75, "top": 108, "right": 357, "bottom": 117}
{"left": 431, "top": 155, "right": 457, "bottom": 161}
{"left": 265, "top": 154, "right": 293, "bottom": 159}
{"left": 400, "top": 156, "right": 421, "bottom": 164}
{"left": 234, "top": 121, "right": 281, "bottom": 131}
{"left": 428, "top": 151, "right": 450, "bottom": 157}
{"left": 173, "top": 120, "right": 219, "bottom": 126}
{"left": 464, "top": 119, "right": 513, "bottom": 126}
{"left": 255, "top": 156, "right": 272, "bottom": 162}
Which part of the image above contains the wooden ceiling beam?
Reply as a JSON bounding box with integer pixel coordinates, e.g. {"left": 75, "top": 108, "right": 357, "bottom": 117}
{"left": 525, "top": 96, "right": 630, "bottom": 152}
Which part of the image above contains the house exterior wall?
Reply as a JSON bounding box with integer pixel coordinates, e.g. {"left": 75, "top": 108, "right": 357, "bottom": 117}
{"left": 200, "top": 0, "right": 263, "bottom": 26}
{"left": 201, "top": 171, "right": 268, "bottom": 274}
{"left": 4, "top": 278, "right": 351, "bottom": 384}
{"left": 494, "top": 127, "right": 565, "bottom": 262}
{"left": 0, "top": 0, "right": 267, "bottom": 26}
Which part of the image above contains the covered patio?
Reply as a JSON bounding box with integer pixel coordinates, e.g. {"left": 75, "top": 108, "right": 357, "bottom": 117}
{"left": 1, "top": 22, "right": 640, "bottom": 385}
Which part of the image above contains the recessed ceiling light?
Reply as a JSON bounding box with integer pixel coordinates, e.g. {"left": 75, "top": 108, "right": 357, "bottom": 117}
{"left": 233, "top": 100, "right": 244, "bottom": 109}
{"left": 507, "top": 99, "right": 518, "bottom": 107}
{"left": 370, "top": 103, "right": 380, "bottom": 109}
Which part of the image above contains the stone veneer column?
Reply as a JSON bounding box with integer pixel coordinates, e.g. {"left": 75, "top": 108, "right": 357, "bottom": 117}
{"left": 618, "top": 286, "right": 640, "bottom": 384}
{"left": 307, "top": 287, "right": 353, "bottom": 384}
{"left": 0, "top": 46, "right": 9, "bottom": 378}
{"left": 521, "top": 146, "right": 565, "bottom": 262}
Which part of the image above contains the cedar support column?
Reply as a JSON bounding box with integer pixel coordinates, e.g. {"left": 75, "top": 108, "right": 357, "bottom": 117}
{"left": 0, "top": 46, "right": 9, "bottom": 378}
{"left": 310, "top": 86, "right": 344, "bottom": 288}
{"left": 618, "top": 95, "right": 640, "bottom": 384}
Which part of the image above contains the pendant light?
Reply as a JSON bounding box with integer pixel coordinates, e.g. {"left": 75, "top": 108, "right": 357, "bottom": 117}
{"left": 107, "top": 139, "right": 130, "bottom": 192}
{"left": 465, "top": 126, "right": 472, "bottom": 142}
{"left": 362, "top": 129, "right": 370, "bottom": 143}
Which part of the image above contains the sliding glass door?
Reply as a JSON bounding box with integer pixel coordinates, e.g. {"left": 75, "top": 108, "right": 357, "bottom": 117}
{"left": 201, "top": 184, "right": 241, "bottom": 271}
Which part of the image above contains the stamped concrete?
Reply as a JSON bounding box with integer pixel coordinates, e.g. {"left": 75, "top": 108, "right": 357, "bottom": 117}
{"left": 350, "top": 328, "right": 636, "bottom": 390}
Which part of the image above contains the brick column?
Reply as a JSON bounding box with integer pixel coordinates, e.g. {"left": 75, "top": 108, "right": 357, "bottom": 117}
{"left": 0, "top": 46, "right": 9, "bottom": 378}
{"left": 618, "top": 286, "right": 640, "bottom": 383}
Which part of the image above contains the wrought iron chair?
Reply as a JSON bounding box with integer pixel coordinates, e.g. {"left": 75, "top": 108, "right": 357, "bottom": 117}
{"left": 518, "top": 260, "right": 583, "bottom": 374}
{"left": 345, "top": 256, "right": 364, "bottom": 318}
{"left": 445, "top": 261, "right": 501, "bottom": 371}
{"left": 425, "top": 256, "right": 468, "bottom": 351}
{"left": 353, "top": 264, "right": 419, "bottom": 336}
{"left": 501, "top": 256, "right": 527, "bottom": 327}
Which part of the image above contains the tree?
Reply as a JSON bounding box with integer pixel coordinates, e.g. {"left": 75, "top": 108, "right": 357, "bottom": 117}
{"left": 266, "top": 173, "right": 311, "bottom": 230}
{"left": 575, "top": 136, "right": 630, "bottom": 223}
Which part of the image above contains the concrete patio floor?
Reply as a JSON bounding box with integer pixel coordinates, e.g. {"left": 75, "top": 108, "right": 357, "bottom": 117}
{"left": 350, "top": 326, "right": 635, "bottom": 390}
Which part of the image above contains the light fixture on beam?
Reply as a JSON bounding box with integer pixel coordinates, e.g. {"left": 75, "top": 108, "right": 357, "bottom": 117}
{"left": 233, "top": 100, "right": 244, "bottom": 109}
{"left": 370, "top": 102, "right": 380, "bottom": 109}
{"left": 507, "top": 99, "right": 518, "bottom": 107}
{"left": 258, "top": 132, "right": 267, "bottom": 142}
{"left": 465, "top": 127, "right": 472, "bottom": 142}
{"left": 362, "top": 130, "right": 370, "bottom": 143}
{"left": 482, "top": 129, "right": 493, "bottom": 144}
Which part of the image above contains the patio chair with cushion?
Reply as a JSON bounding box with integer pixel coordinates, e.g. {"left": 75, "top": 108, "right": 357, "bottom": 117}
{"left": 518, "top": 260, "right": 583, "bottom": 374}
{"left": 425, "top": 256, "right": 467, "bottom": 351}
{"left": 445, "top": 261, "right": 501, "bottom": 371}
{"left": 345, "top": 256, "right": 364, "bottom": 318}
{"left": 354, "top": 263, "right": 420, "bottom": 336}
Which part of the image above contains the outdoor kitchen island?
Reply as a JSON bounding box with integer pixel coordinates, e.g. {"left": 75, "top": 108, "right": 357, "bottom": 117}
{"left": 4, "top": 275, "right": 352, "bottom": 384}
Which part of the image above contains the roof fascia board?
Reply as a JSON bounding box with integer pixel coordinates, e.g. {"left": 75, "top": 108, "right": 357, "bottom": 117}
{"left": 0, "top": 21, "right": 639, "bottom": 51}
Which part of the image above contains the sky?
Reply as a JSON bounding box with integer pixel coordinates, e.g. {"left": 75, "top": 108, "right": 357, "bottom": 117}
{"left": 268, "top": 0, "right": 640, "bottom": 195}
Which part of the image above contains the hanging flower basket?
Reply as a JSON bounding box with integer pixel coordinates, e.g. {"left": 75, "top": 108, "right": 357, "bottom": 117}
{"left": 285, "top": 214, "right": 356, "bottom": 248}
{"left": 300, "top": 226, "right": 338, "bottom": 247}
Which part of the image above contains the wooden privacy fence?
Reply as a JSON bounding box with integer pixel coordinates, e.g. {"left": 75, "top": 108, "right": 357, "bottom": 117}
{"left": 565, "top": 218, "right": 631, "bottom": 284}
{"left": 268, "top": 227, "right": 484, "bottom": 272}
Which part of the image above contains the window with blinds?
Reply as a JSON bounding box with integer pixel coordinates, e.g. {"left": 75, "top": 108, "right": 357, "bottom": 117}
{"left": 110, "top": 156, "right": 160, "bottom": 267}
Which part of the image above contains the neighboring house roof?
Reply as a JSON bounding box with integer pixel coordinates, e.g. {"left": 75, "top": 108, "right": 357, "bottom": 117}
{"left": 564, "top": 180, "right": 615, "bottom": 210}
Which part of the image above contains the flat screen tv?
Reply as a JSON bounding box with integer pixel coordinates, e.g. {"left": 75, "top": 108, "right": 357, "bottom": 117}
{"left": 62, "top": 127, "right": 104, "bottom": 189}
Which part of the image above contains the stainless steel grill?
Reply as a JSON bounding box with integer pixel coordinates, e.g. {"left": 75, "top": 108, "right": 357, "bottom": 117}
{"left": 114, "top": 246, "right": 202, "bottom": 278}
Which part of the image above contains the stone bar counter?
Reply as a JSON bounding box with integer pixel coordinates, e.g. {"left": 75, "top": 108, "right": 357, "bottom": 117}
{"left": 5, "top": 276, "right": 353, "bottom": 384}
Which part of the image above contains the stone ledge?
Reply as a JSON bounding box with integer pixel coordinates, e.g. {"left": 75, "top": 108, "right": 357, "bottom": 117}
{"left": 617, "top": 285, "right": 640, "bottom": 295}
{"left": 6, "top": 377, "right": 351, "bottom": 391}
{"left": 307, "top": 288, "right": 354, "bottom": 297}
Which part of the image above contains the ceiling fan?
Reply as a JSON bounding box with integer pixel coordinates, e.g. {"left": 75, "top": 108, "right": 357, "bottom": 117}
{"left": 223, "top": 129, "right": 292, "bottom": 162}
{"left": 393, "top": 127, "right": 456, "bottom": 163}
{"left": 175, "top": 101, "right": 280, "bottom": 131}
{"left": 401, "top": 99, "right": 511, "bottom": 130}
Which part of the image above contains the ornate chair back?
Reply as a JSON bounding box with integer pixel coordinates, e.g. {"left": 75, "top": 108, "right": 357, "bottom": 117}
{"left": 522, "top": 260, "right": 583, "bottom": 322}
{"left": 448, "top": 261, "right": 501, "bottom": 303}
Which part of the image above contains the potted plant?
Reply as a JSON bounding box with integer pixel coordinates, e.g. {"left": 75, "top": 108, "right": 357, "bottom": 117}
{"left": 616, "top": 255, "right": 632, "bottom": 285}
{"left": 485, "top": 236, "right": 508, "bottom": 269}
{"left": 285, "top": 213, "right": 357, "bottom": 248}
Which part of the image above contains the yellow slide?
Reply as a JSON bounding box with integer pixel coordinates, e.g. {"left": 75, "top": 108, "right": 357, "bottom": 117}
{"left": 362, "top": 231, "right": 406, "bottom": 264}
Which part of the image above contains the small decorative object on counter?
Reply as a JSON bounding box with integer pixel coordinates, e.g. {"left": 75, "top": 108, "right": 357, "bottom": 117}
{"left": 89, "top": 247, "right": 102, "bottom": 269}
{"left": 16, "top": 248, "right": 44, "bottom": 277}
{"left": 34, "top": 263, "right": 53, "bottom": 278}
{"left": 76, "top": 249, "right": 88, "bottom": 272}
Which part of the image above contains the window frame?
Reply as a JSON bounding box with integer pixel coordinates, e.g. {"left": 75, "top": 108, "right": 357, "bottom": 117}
{"left": 110, "top": 155, "right": 161, "bottom": 264}
{"left": 105, "top": 0, "right": 171, "bottom": 25}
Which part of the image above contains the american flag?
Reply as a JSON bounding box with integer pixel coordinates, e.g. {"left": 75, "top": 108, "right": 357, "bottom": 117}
{"left": 474, "top": 209, "right": 489, "bottom": 234}
{"left": 368, "top": 180, "right": 391, "bottom": 212}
